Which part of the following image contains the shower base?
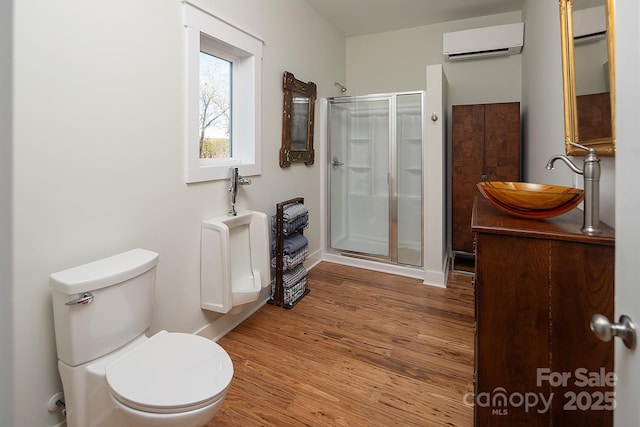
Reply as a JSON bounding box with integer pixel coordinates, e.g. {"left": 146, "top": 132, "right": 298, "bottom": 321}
{"left": 327, "top": 235, "right": 423, "bottom": 281}
{"left": 397, "top": 246, "right": 421, "bottom": 267}
{"left": 332, "top": 236, "right": 422, "bottom": 267}
{"left": 323, "top": 251, "right": 425, "bottom": 281}
{"left": 331, "top": 236, "right": 387, "bottom": 257}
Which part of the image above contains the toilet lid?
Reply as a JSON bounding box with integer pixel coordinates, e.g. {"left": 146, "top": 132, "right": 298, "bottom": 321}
{"left": 106, "top": 331, "right": 233, "bottom": 414}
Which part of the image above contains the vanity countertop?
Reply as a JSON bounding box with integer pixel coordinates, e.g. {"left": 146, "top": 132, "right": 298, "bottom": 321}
{"left": 471, "top": 197, "right": 615, "bottom": 246}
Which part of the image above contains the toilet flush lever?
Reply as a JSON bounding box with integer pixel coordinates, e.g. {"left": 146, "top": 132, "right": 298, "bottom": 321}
{"left": 65, "top": 292, "right": 94, "bottom": 305}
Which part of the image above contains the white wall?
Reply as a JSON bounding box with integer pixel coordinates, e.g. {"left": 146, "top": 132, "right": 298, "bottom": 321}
{"left": 12, "top": 0, "right": 344, "bottom": 425}
{"left": 346, "top": 12, "right": 522, "bottom": 106}
{"left": 1, "top": 0, "right": 14, "bottom": 426}
{"left": 425, "top": 65, "right": 449, "bottom": 283}
{"left": 521, "top": 0, "right": 565, "bottom": 183}
{"left": 522, "top": 0, "right": 615, "bottom": 226}
{"left": 345, "top": 12, "right": 522, "bottom": 266}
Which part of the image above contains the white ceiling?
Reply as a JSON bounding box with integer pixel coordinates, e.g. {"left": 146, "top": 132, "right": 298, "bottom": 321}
{"left": 304, "top": 0, "right": 524, "bottom": 37}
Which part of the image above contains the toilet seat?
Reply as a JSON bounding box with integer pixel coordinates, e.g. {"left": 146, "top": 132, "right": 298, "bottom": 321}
{"left": 106, "top": 331, "right": 233, "bottom": 414}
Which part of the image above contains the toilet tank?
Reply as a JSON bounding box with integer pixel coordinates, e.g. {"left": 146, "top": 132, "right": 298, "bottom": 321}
{"left": 50, "top": 248, "right": 159, "bottom": 367}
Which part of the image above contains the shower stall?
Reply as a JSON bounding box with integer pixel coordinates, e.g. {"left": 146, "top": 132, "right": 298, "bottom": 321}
{"left": 327, "top": 91, "right": 424, "bottom": 267}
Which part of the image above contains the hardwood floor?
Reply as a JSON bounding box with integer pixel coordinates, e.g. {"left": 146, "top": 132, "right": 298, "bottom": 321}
{"left": 207, "top": 262, "right": 475, "bottom": 426}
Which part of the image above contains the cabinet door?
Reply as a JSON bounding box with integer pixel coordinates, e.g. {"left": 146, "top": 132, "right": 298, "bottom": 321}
{"left": 452, "top": 103, "right": 520, "bottom": 255}
{"left": 475, "top": 233, "right": 550, "bottom": 426}
{"left": 550, "top": 241, "right": 614, "bottom": 427}
{"left": 484, "top": 103, "right": 521, "bottom": 182}
{"left": 452, "top": 105, "right": 485, "bottom": 254}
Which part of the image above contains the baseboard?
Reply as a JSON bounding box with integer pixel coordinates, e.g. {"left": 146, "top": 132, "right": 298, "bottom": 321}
{"left": 422, "top": 256, "right": 449, "bottom": 288}
{"left": 304, "top": 248, "right": 323, "bottom": 270}
{"left": 194, "top": 296, "right": 269, "bottom": 342}
{"left": 322, "top": 252, "right": 425, "bottom": 279}
{"left": 322, "top": 252, "right": 450, "bottom": 288}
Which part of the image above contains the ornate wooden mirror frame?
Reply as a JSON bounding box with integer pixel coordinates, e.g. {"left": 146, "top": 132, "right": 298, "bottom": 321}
{"left": 280, "top": 71, "right": 317, "bottom": 167}
{"left": 560, "top": 0, "right": 616, "bottom": 156}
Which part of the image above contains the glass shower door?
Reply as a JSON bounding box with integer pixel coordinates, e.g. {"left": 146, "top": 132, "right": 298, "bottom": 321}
{"left": 329, "top": 97, "right": 391, "bottom": 257}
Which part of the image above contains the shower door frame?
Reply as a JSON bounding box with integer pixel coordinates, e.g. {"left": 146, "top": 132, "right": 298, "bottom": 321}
{"left": 326, "top": 91, "right": 425, "bottom": 267}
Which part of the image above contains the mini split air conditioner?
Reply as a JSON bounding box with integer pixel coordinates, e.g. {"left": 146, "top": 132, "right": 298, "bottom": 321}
{"left": 443, "top": 22, "right": 524, "bottom": 61}
{"left": 573, "top": 5, "right": 606, "bottom": 44}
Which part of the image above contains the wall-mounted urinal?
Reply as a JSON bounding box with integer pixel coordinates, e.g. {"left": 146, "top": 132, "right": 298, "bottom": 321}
{"left": 201, "top": 211, "right": 270, "bottom": 313}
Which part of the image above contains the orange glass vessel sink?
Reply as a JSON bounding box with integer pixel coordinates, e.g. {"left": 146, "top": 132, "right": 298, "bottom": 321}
{"left": 476, "top": 181, "right": 584, "bottom": 219}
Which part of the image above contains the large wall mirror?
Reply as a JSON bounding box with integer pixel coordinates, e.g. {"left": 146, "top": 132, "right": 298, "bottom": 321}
{"left": 280, "top": 71, "right": 317, "bottom": 167}
{"left": 560, "top": 0, "right": 615, "bottom": 156}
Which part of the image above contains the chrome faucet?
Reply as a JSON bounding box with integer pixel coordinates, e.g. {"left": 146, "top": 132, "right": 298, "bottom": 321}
{"left": 545, "top": 142, "right": 601, "bottom": 235}
{"left": 228, "top": 167, "right": 251, "bottom": 216}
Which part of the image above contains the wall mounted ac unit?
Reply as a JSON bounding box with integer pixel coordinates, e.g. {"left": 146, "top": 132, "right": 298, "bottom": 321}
{"left": 443, "top": 22, "right": 524, "bottom": 61}
{"left": 573, "top": 5, "right": 606, "bottom": 44}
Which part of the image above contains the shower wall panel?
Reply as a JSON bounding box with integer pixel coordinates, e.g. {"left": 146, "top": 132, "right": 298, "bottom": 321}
{"left": 396, "top": 94, "right": 423, "bottom": 266}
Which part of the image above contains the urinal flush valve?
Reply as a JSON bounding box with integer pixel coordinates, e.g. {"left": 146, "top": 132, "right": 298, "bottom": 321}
{"left": 228, "top": 167, "right": 252, "bottom": 216}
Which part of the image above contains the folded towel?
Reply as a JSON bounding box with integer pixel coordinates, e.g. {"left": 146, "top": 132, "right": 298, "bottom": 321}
{"left": 271, "top": 246, "right": 307, "bottom": 270}
{"left": 271, "top": 264, "right": 307, "bottom": 288}
{"left": 283, "top": 203, "right": 308, "bottom": 221}
{"left": 271, "top": 276, "right": 307, "bottom": 305}
{"left": 271, "top": 213, "right": 309, "bottom": 235}
{"left": 271, "top": 233, "right": 308, "bottom": 255}
{"left": 283, "top": 276, "right": 307, "bottom": 305}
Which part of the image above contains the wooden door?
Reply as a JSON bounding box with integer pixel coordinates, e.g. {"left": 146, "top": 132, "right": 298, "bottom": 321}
{"left": 484, "top": 103, "right": 521, "bottom": 183}
{"left": 452, "top": 104, "right": 484, "bottom": 254}
{"left": 452, "top": 102, "right": 521, "bottom": 255}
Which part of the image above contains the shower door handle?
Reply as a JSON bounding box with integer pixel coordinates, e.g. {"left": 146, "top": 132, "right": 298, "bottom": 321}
{"left": 332, "top": 157, "right": 344, "bottom": 167}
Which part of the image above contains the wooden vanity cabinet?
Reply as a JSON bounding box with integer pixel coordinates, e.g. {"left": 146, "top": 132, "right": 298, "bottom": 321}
{"left": 472, "top": 198, "right": 614, "bottom": 427}
{"left": 452, "top": 102, "right": 521, "bottom": 256}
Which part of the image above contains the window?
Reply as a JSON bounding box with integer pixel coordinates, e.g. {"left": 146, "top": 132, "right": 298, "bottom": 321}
{"left": 199, "top": 50, "right": 231, "bottom": 159}
{"left": 184, "top": 2, "right": 263, "bottom": 183}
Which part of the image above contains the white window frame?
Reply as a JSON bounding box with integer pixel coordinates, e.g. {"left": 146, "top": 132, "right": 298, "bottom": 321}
{"left": 184, "top": 2, "right": 263, "bottom": 183}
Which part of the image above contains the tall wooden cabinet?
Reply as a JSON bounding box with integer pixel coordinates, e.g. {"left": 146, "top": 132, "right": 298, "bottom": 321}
{"left": 472, "top": 198, "right": 614, "bottom": 427}
{"left": 452, "top": 102, "right": 521, "bottom": 255}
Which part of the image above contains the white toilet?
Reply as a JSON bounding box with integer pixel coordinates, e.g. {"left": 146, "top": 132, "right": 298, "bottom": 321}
{"left": 50, "top": 248, "right": 233, "bottom": 427}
